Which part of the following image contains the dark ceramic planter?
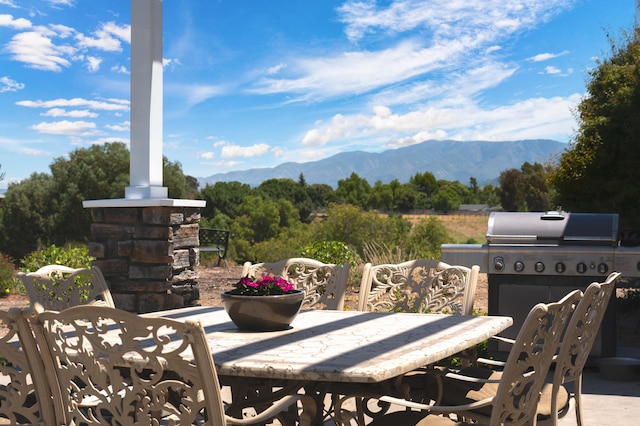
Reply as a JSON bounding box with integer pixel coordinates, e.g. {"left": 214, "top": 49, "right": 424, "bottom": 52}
{"left": 221, "top": 290, "right": 305, "bottom": 331}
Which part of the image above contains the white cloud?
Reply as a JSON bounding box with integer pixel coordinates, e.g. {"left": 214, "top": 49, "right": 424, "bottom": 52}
{"left": 75, "top": 22, "right": 130, "bottom": 52}
{"left": 86, "top": 56, "right": 102, "bottom": 72}
{"left": 302, "top": 93, "right": 580, "bottom": 148}
{"left": 529, "top": 50, "right": 570, "bottom": 62}
{"left": 168, "top": 84, "right": 225, "bottom": 107}
{"left": 249, "top": 1, "right": 572, "bottom": 102}
{"left": 198, "top": 152, "right": 215, "bottom": 160}
{"left": 17, "top": 97, "right": 129, "bottom": 111}
{"left": 111, "top": 64, "right": 129, "bottom": 74}
{"left": 0, "top": 76, "right": 24, "bottom": 92}
{"left": 47, "top": 0, "right": 75, "bottom": 9}
{"left": 544, "top": 65, "right": 562, "bottom": 74}
{"left": 0, "top": 14, "right": 32, "bottom": 29}
{"left": 105, "top": 121, "right": 130, "bottom": 132}
{"left": 337, "top": 0, "right": 569, "bottom": 42}
{"left": 0, "top": 1, "right": 19, "bottom": 8}
{"left": 30, "top": 120, "right": 100, "bottom": 136}
{"left": 6, "top": 30, "right": 75, "bottom": 71}
{"left": 42, "top": 108, "right": 98, "bottom": 118}
{"left": 221, "top": 143, "right": 271, "bottom": 158}
{"left": 267, "top": 63, "right": 286, "bottom": 75}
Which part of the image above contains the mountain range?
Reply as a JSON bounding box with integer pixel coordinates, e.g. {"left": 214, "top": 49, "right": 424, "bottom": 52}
{"left": 198, "top": 139, "right": 566, "bottom": 188}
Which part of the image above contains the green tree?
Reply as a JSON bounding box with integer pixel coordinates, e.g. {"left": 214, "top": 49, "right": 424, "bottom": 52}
{"left": 406, "top": 216, "right": 452, "bottom": 258}
{"left": 553, "top": 29, "right": 640, "bottom": 228}
{"left": 499, "top": 162, "right": 551, "bottom": 212}
{"left": 310, "top": 203, "right": 409, "bottom": 257}
{"left": 305, "top": 183, "right": 337, "bottom": 211}
{"left": 370, "top": 179, "right": 417, "bottom": 212}
{"left": 1, "top": 142, "right": 191, "bottom": 258}
{"left": 257, "top": 178, "right": 313, "bottom": 222}
{"left": 431, "top": 186, "right": 461, "bottom": 213}
{"left": 199, "top": 181, "right": 253, "bottom": 219}
{"left": 1, "top": 173, "right": 56, "bottom": 259}
{"left": 335, "top": 172, "right": 372, "bottom": 209}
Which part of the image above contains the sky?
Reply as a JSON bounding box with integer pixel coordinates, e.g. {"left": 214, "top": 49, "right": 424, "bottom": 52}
{"left": 0, "top": 0, "right": 635, "bottom": 190}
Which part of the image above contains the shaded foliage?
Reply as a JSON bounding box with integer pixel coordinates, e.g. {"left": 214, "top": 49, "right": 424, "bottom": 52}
{"left": 553, "top": 29, "right": 640, "bottom": 228}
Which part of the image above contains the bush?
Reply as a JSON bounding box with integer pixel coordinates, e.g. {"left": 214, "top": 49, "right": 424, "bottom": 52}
{"left": 0, "top": 252, "right": 18, "bottom": 297}
{"left": 20, "top": 244, "right": 94, "bottom": 273}
{"left": 300, "top": 241, "right": 357, "bottom": 265}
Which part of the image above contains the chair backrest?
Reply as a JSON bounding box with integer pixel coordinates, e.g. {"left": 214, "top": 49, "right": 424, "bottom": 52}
{"left": 17, "top": 265, "right": 115, "bottom": 311}
{"left": 30, "top": 305, "right": 227, "bottom": 425}
{"left": 242, "top": 258, "right": 351, "bottom": 310}
{"left": 489, "top": 289, "right": 583, "bottom": 425}
{"left": 553, "top": 272, "right": 621, "bottom": 387}
{"left": 0, "top": 309, "right": 56, "bottom": 425}
{"left": 358, "top": 260, "right": 479, "bottom": 315}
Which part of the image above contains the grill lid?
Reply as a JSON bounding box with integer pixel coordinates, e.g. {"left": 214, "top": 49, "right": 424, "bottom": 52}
{"left": 486, "top": 211, "right": 619, "bottom": 246}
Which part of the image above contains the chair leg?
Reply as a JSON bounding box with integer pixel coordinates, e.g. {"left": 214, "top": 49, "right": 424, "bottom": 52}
{"left": 574, "top": 375, "right": 583, "bottom": 426}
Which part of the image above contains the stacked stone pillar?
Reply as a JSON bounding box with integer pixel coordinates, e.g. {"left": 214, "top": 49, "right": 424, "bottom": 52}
{"left": 86, "top": 205, "right": 201, "bottom": 313}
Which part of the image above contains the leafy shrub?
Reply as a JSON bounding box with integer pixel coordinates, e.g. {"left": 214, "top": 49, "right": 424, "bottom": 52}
{"left": 20, "top": 244, "right": 94, "bottom": 273}
{"left": 300, "top": 241, "right": 357, "bottom": 265}
{"left": 0, "top": 252, "right": 18, "bottom": 297}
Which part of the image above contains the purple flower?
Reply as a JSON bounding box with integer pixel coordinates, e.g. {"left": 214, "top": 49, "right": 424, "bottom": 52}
{"left": 228, "top": 275, "right": 297, "bottom": 296}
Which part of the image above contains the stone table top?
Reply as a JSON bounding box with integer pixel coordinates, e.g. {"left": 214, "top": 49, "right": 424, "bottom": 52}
{"left": 146, "top": 306, "right": 513, "bottom": 384}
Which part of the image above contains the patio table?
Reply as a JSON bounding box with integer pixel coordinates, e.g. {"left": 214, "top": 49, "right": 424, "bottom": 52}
{"left": 143, "top": 306, "right": 512, "bottom": 424}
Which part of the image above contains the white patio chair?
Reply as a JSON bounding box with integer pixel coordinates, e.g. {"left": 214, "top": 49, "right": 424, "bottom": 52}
{"left": 30, "top": 305, "right": 316, "bottom": 425}
{"left": 353, "top": 288, "right": 582, "bottom": 426}
{"left": 358, "top": 260, "right": 479, "bottom": 315}
{"left": 242, "top": 258, "right": 350, "bottom": 310}
{"left": 0, "top": 308, "right": 55, "bottom": 426}
{"left": 17, "top": 265, "right": 115, "bottom": 311}
{"left": 453, "top": 272, "right": 621, "bottom": 426}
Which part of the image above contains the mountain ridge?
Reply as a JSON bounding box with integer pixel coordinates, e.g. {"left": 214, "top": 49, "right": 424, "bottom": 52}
{"left": 198, "top": 139, "right": 565, "bottom": 188}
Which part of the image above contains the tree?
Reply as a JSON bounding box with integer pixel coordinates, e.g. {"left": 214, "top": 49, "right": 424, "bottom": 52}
{"left": 1, "top": 173, "right": 56, "bottom": 259}
{"left": 499, "top": 162, "right": 551, "bottom": 212}
{"left": 1, "top": 142, "right": 191, "bottom": 258}
{"left": 305, "top": 183, "right": 336, "bottom": 211}
{"left": 553, "top": 29, "right": 640, "bottom": 228}
{"left": 257, "top": 178, "right": 313, "bottom": 222}
{"left": 199, "top": 181, "right": 253, "bottom": 219}
{"left": 335, "top": 172, "right": 372, "bottom": 209}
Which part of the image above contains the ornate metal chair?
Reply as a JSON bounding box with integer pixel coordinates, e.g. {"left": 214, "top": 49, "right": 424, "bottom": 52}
{"left": 450, "top": 272, "right": 621, "bottom": 426}
{"left": 357, "top": 260, "right": 479, "bottom": 315}
{"left": 17, "top": 265, "right": 115, "bottom": 311}
{"left": 30, "top": 305, "right": 315, "bottom": 425}
{"left": 355, "top": 288, "right": 583, "bottom": 426}
{"left": 0, "top": 308, "right": 55, "bottom": 425}
{"left": 537, "top": 271, "right": 621, "bottom": 426}
{"left": 241, "top": 258, "right": 351, "bottom": 310}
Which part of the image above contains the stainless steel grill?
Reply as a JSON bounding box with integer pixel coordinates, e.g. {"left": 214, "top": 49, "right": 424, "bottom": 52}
{"left": 441, "top": 210, "right": 636, "bottom": 359}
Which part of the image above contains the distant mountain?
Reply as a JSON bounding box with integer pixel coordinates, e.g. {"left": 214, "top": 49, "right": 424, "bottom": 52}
{"left": 198, "top": 139, "right": 565, "bottom": 188}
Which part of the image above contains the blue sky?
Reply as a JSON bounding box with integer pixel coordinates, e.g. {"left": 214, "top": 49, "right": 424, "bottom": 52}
{"left": 0, "top": 0, "right": 634, "bottom": 190}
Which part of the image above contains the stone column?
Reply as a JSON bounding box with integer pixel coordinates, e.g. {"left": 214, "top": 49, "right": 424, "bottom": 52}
{"left": 85, "top": 203, "right": 203, "bottom": 313}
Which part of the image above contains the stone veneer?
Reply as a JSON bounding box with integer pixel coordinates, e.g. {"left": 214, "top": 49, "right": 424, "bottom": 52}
{"left": 86, "top": 206, "right": 201, "bottom": 313}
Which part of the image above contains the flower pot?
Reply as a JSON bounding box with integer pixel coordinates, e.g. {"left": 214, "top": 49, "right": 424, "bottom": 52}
{"left": 221, "top": 290, "right": 305, "bottom": 331}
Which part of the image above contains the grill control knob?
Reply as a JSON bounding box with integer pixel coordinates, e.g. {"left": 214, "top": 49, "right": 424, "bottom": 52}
{"left": 555, "top": 262, "right": 566, "bottom": 273}
{"left": 598, "top": 263, "right": 609, "bottom": 274}
{"left": 535, "top": 261, "right": 545, "bottom": 273}
{"left": 514, "top": 261, "right": 525, "bottom": 272}
{"left": 493, "top": 257, "right": 505, "bottom": 272}
{"left": 576, "top": 262, "right": 588, "bottom": 274}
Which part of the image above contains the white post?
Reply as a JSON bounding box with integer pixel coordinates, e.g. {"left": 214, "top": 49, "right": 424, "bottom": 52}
{"left": 126, "top": 0, "right": 167, "bottom": 200}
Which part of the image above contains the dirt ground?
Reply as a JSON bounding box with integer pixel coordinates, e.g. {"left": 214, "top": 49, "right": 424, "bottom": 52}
{"left": 2, "top": 266, "right": 638, "bottom": 348}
